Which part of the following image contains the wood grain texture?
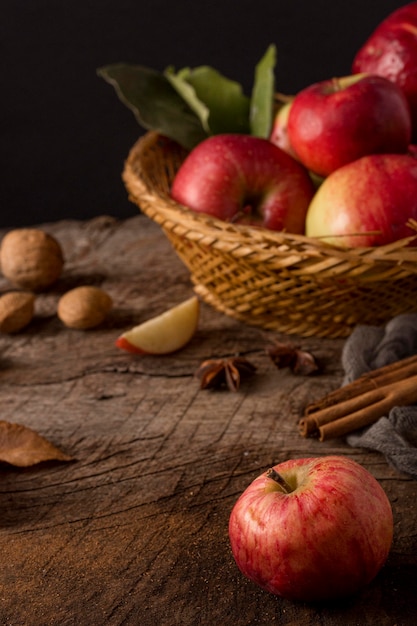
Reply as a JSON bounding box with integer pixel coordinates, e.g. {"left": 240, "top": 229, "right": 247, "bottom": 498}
{"left": 0, "top": 215, "right": 415, "bottom": 626}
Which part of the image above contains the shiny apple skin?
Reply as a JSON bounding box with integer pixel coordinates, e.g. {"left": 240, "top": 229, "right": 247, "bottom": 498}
{"left": 170, "top": 134, "right": 316, "bottom": 233}
{"left": 305, "top": 153, "right": 417, "bottom": 247}
{"left": 352, "top": 2, "right": 417, "bottom": 139}
{"left": 287, "top": 74, "right": 411, "bottom": 177}
{"left": 228, "top": 456, "right": 393, "bottom": 602}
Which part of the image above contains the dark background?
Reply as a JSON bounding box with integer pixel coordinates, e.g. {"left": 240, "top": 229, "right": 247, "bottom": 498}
{"left": 0, "top": 0, "right": 408, "bottom": 227}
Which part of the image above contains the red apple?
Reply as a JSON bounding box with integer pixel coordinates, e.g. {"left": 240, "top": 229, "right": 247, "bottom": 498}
{"left": 269, "top": 100, "right": 325, "bottom": 189}
{"left": 352, "top": 2, "right": 417, "bottom": 140}
{"left": 228, "top": 456, "right": 393, "bottom": 602}
{"left": 170, "top": 134, "right": 316, "bottom": 233}
{"left": 287, "top": 73, "right": 412, "bottom": 177}
{"left": 305, "top": 153, "right": 417, "bottom": 247}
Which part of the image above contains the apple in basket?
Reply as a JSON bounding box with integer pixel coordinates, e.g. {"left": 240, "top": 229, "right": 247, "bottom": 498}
{"left": 352, "top": 1, "right": 417, "bottom": 140}
{"left": 269, "top": 100, "right": 297, "bottom": 158}
{"left": 305, "top": 153, "right": 417, "bottom": 247}
{"left": 228, "top": 456, "right": 393, "bottom": 602}
{"left": 286, "top": 73, "right": 412, "bottom": 177}
{"left": 115, "top": 296, "right": 199, "bottom": 354}
{"left": 170, "top": 134, "right": 316, "bottom": 233}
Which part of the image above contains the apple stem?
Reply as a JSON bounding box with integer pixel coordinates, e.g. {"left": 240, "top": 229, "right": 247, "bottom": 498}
{"left": 266, "top": 468, "right": 292, "bottom": 494}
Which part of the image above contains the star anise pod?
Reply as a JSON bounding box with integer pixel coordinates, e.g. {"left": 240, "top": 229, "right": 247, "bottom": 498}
{"left": 195, "top": 356, "right": 257, "bottom": 392}
{"left": 266, "top": 341, "right": 319, "bottom": 376}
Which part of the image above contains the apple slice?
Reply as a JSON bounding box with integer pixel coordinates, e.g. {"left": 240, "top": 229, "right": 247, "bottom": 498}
{"left": 115, "top": 296, "right": 199, "bottom": 355}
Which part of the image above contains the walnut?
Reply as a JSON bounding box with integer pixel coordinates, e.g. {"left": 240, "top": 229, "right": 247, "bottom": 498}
{"left": 0, "top": 228, "right": 64, "bottom": 291}
{"left": 0, "top": 291, "right": 36, "bottom": 333}
{"left": 57, "top": 286, "right": 113, "bottom": 329}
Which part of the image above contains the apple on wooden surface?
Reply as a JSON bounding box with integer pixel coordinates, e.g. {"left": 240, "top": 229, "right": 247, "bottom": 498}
{"left": 171, "top": 133, "right": 316, "bottom": 233}
{"left": 305, "top": 153, "right": 417, "bottom": 247}
{"left": 287, "top": 73, "right": 412, "bottom": 177}
{"left": 115, "top": 296, "right": 199, "bottom": 354}
{"left": 228, "top": 456, "right": 393, "bottom": 602}
{"left": 352, "top": 1, "right": 417, "bottom": 139}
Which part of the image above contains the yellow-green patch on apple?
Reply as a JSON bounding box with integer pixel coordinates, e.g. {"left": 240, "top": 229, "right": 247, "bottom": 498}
{"left": 305, "top": 153, "right": 417, "bottom": 247}
{"left": 115, "top": 296, "right": 200, "bottom": 355}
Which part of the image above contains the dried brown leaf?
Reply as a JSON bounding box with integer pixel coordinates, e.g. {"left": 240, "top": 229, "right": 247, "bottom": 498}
{"left": 0, "top": 420, "right": 73, "bottom": 467}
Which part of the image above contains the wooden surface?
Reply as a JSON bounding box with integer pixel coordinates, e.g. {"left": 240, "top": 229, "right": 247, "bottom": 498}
{"left": 0, "top": 214, "right": 416, "bottom": 626}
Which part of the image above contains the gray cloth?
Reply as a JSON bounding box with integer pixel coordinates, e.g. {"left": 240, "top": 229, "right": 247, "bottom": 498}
{"left": 341, "top": 313, "right": 417, "bottom": 478}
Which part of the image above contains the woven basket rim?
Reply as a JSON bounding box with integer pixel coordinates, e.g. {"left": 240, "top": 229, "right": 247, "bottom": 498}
{"left": 123, "top": 131, "right": 417, "bottom": 271}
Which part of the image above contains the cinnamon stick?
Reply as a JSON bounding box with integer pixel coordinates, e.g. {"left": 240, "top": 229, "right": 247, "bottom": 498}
{"left": 305, "top": 354, "right": 417, "bottom": 416}
{"left": 299, "top": 354, "right": 417, "bottom": 441}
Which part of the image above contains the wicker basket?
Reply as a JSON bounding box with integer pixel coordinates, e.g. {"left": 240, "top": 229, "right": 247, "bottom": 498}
{"left": 122, "top": 131, "right": 417, "bottom": 338}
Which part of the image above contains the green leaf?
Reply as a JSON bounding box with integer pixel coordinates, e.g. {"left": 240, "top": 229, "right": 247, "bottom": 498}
{"left": 166, "top": 66, "right": 251, "bottom": 135}
{"left": 164, "top": 66, "right": 211, "bottom": 133}
{"left": 97, "top": 64, "right": 207, "bottom": 150}
{"left": 250, "top": 44, "right": 277, "bottom": 138}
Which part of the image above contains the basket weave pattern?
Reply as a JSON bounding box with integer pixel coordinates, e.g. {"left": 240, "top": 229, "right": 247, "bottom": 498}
{"left": 123, "top": 132, "right": 417, "bottom": 338}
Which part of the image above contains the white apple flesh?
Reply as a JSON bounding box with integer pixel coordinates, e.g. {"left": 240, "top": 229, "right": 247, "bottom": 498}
{"left": 305, "top": 153, "right": 417, "bottom": 247}
{"left": 171, "top": 133, "right": 316, "bottom": 233}
{"left": 115, "top": 296, "right": 199, "bottom": 355}
{"left": 229, "top": 456, "right": 393, "bottom": 602}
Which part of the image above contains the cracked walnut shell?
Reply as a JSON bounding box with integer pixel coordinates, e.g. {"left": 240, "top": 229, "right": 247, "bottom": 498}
{"left": 0, "top": 228, "right": 64, "bottom": 290}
